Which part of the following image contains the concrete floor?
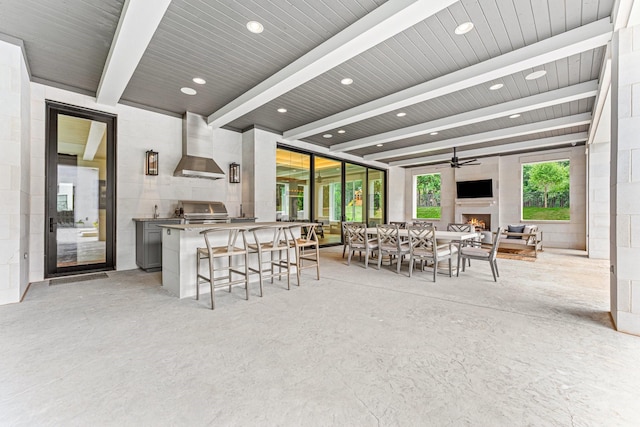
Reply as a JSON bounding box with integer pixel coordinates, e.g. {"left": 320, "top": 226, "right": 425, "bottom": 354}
{"left": 1, "top": 247, "right": 639, "bottom": 426}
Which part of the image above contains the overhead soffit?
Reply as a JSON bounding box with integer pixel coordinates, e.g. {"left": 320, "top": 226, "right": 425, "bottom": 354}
{"left": 0, "top": 0, "right": 615, "bottom": 167}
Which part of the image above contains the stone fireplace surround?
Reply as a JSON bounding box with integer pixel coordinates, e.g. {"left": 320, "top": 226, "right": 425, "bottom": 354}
{"left": 454, "top": 199, "right": 498, "bottom": 234}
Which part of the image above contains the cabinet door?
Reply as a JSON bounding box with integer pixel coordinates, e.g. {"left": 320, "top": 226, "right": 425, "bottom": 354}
{"left": 145, "top": 228, "right": 162, "bottom": 268}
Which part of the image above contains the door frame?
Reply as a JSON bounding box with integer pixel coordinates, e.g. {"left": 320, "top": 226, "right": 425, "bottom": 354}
{"left": 45, "top": 101, "right": 117, "bottom": 277}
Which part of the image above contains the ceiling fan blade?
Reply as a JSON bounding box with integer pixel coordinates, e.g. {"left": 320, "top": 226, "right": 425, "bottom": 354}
{"left": 458, "top": 158, "right": 478, "bottom": 165}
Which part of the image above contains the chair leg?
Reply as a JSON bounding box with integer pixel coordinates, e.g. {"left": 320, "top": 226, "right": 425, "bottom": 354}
{"left": 315, "top": 244, "right": 320, "bottom": 280}
{"left": 196, "top": 255, "right": 200, "bottom": 300}
{"left": 209, "top": 262, "right": 215, "bottom": 310}
{"left": 456, "top": 253, "right": 462, "bottom": 277}
{"left": 295, "top": 247, "right": 301, "bottom": 287}
{"left": 489, "top": 260, "right": 497, "bottom": 282}
{"left": 396, "top": 254, "right": 402, "bottom": 274}
{"left": 364, "top": 249, "right": 369, "bottom": 269}
{"left": 408, "top": 256, "right": 413, "bottom": 277}
{"left": 448, "top": 257, "right": 452, "bottom": 277}
{"left": 377, "top": 250, "right": 382, "bottom": 270}
{"left": 493, "top": 260, "right": 499, "bottom": 277}
{"left": 244, "top": 251, "right": 249, "bottom": 300}
{"left": 347, "top": 247, "right": 353, "bottom": 266}
{"left": 432, "top": 257, "right": 437, "bottom": 282}
{"left": 228, "top": 255, "right": 233, "bottom": 293}
{"left": 257, "top": 250, "right": 264, "bottom": 297}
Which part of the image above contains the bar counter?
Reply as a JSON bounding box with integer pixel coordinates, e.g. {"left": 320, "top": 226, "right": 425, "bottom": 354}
{"left": 159, "top": 222, "right": 304, "bottom": 298}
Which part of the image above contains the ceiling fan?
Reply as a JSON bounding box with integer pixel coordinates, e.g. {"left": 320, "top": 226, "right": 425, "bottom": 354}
{"left": 443, "top": 147, "right": 480, "bottom": 168}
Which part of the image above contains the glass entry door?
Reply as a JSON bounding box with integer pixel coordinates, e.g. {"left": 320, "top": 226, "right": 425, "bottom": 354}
{"left": 46, "top": 103, "right": 116, "bottom": 276}
{"left": 313, "top": 156, "right": 342, "bottom": 245}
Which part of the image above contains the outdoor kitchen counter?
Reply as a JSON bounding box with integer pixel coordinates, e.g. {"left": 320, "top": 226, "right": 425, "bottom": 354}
{"left": 159, "top": 222, "right": 305, "bottom": 298}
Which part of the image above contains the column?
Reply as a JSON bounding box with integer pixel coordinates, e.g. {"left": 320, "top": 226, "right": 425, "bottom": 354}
{"left": 610, "top": 26, "right": 640, "bottom": 335}
{"left": 241, "top": 127, "right": 277, "bottom": 221}
{"left": 587, "top": 142, "right": 610, "bottom": 259}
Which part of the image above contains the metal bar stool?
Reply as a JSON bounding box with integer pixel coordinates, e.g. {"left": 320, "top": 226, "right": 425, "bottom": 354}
{"left": 196, "top": 228, "right": 249, "bottom": 310}
{"left": 247, "top": 225, "right": 292, "bottom": 295}
{"left": 286, "top": 223, "right": 320, "bottom": 285}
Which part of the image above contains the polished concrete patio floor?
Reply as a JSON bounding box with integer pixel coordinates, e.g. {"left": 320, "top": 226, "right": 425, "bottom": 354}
{"left": 1, "top": 247, "right": 639, "bottom": 426}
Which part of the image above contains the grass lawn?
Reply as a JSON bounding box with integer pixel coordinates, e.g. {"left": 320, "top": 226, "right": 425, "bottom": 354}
{"left": 416, "top": 206, "right": 441, "bottom": 219}
{"left": 522, "top": 207, "right": 570, "bottom": 221}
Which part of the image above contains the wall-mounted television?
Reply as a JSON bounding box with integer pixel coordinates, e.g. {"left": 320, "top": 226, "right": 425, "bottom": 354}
{"left": 456, "top": 179, "right": 493, "bottom": 199}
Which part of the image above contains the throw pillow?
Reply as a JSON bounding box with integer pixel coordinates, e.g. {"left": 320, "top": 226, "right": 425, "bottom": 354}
{"left": 507, "top": 224, "right": 525, "bottom": 239}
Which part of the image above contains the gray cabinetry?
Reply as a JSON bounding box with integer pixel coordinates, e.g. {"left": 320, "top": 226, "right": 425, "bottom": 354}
{"left": 135, "top": 219, "right": 181, "bottom": 271}
{"left": 229, "top": 217, "right": 256, "bottom": 223}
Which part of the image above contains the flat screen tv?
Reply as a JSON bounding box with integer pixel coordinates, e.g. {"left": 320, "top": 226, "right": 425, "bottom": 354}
{"left": 456, "top": 179, "right": 493, "bottom": 199}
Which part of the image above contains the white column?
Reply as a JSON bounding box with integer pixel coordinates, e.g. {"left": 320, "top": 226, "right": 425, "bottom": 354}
{"left": 610, "top": 26, "right": 640, "bottom": 335}
{"left": 241, "top": 128, "right": 277, "bottom": 221}
{"left": 0, "top": 40, "right": 30, "bottom": 304}
{"left": 587, "top": 142, "right": 610, "bottom": 259}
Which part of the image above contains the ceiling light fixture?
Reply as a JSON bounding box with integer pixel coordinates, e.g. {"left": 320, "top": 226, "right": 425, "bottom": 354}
{"left": 192, "top": 77, "right": 206, "bottom": 85}
{"left": 454, "top": 22, "right": 474, "bottom": 35}
{"left": 323, "top": 134, "right": 332, "bottom": 138}
{"left": 337, "top": 130, "right": 346, "bottom": 134}
{"left": 509, "top": 114, "right": 521, "bottom": 119}
{"left": 246, "top": 21, "right": 264, "bottom": 33}
{"left": 180, "top": 87, "right": 197, "bottom": 95}
{"left": 376, "top": 144, "right": 383, "bottom": 147}
{"left": 341, "top": 78, "right": 353, "bottom": 85}
{"left": 277, "top": 108, "right": 287, "bottom": 113}
{"left": 489, "top": 83, "right": 504, "bottom": 90}
{"left": 526, "top": 70, "right": 547, "bottom": 80}
{"left": 396, "top": 112, "right": 406, "bottom": 117}
{"left": 430, "top": 132, "right": 438, "bottom": 135}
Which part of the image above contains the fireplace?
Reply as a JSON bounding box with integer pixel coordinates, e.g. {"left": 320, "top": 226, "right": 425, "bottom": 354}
{"left": 461, "top": 214, "right": 491, "bottom": 231}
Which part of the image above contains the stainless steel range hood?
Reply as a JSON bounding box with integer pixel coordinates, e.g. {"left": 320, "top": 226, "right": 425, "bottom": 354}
{"left": 173, "top": 112, "right": 226, "bottom": 180}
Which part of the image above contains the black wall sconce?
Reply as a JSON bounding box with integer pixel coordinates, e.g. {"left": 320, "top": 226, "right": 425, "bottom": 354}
{"left": 229, "top": 162, "right": 240, "bottom": 183}
{"left": 145, "top": 150, "right": 158, "bottom": 175}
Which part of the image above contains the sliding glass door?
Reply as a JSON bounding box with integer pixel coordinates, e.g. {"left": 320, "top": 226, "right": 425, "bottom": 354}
{"left": 313, "top": 156, "right": 342, "bottom": 244}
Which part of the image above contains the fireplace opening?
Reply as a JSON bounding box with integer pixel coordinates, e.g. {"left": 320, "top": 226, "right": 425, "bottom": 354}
{"left": 461, "top": 214, "right": 491, "bottom": 231}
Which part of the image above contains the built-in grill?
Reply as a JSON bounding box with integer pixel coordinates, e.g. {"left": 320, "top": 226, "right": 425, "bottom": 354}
{"left": 179, "top": 200, "right": 230, "bottom": 224}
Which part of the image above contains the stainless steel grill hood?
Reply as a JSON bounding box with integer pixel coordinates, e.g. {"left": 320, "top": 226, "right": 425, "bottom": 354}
{"left": 173, "top": 112, "right": 226, "bottom": 180}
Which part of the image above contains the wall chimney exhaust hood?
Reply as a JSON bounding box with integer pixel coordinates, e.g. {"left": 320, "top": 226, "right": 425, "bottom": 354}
{"left": 173, "top": 112, "right": 226, "bottom": 180}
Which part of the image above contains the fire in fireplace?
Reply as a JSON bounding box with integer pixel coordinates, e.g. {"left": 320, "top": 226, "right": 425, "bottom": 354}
{"left": 461, "top": 214, "right": 491, "bottom": 231}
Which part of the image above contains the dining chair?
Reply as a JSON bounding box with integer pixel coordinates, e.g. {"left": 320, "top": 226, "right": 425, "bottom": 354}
{"left": 376, "top": 224, "right": 410, "bottom": 273}
{"left": 341, "top": 221, "right": 352, "bottom": 258}
{"left": 413, "top": 220, "right": 434, "bottom": 228}
{"left": 345, "top": 222, "right": 378, "bottom": 268}
{"left": 389, "top": 221, "right": 407, "bottom": 229}
{"left": 456, "top": 227, "right": 504, "bottom": 282}
{"left": 407, "top": 225, "right": 455, "bottom": 281}
{"left": 447, "top": 223, "right": 478, "bottom": 266}
{"left": 196, "top": 228, "right": 249, "bottom": 309}
{"left": 286, "top": 223, "right": 320, "bottom": 286}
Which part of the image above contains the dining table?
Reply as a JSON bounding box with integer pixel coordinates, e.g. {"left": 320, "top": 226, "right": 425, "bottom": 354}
{"left": 364, "top": 227, "right": 478, "bottom": 244}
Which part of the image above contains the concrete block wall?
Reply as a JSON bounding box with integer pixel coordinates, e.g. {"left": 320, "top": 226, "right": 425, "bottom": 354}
{"left": 28, "top": 83, "right": 243, "bottom": 278}
{"left": 610, "top": 26, "right": 640, "bottom": 335}
{"left": 0, "top": 41, "right": 30, "bottom": 304}
{"left": 587, "top": 142, "right": 610, "bottom": 259}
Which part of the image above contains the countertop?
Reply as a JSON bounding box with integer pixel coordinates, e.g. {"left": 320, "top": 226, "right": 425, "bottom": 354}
{"left": 159, "top": 221, "right": 306, "bottom": 231}
{"left": 132, "top": 217, "right": 181, "bottom": 222}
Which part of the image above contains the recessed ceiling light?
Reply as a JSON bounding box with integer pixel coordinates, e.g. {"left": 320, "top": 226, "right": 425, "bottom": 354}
{"left": 396, "top": 112, "right": 407, "bottom": 117}
{"left": 430, "top": 132, "right": 438, "bottom": 135}
{"left": 489, "top": 83, "right": 504, "bottom": 90}
{"left": 509, "top": 114, "right": 521, "bottom": 119}
{"left": 341, "top": 78, "right": 353, "bottom": 85}
{"left": 376, "top": 144, "right": 383, "bottom": 147}
{"left": 180, "top": 87, "right": 197, "bottom": 95}
{"left": 454, "top": 22, "right": 474, "bottom": 35}
{"left": 192, "top": 77, "right": 206, "bottom": 85}
{"left": 246, "top": 21, "right": 264, "bottom": 33}
{"left": 323, "top": 134, "right": 333, "bottom": 138}
{"left": 337, "top": 130, "right": 346, "bottom": 134}
{"left": 277, "top": 108, "right": 287, "bottom": 113}
{"left": 525, "top": 70, "right": 547, "bottom": 80}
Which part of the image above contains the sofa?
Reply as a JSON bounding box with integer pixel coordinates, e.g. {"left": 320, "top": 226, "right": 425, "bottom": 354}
{"left": 498, "top": 224, "right": 543, "bottom": 258}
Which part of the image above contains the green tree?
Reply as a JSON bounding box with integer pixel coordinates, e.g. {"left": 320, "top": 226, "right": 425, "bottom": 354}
{"left": 416, "top": 174, "right": 441, "bottom": 207}
{"left": 528, "top": 162, "right": 569, "bottom": 208}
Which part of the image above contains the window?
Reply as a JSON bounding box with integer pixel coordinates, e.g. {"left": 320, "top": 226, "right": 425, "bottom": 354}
{"left": 414, "top": 173, "right": 441, "bottom": 219}
{"left": 522, "top": 160, "right": 570, "bottom": 221}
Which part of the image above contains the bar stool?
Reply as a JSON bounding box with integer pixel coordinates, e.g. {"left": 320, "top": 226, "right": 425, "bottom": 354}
{"left": 196, "top": 228, "right": 249, "bottom": 310}
{"left": 247, "top": 225, "right": 292, "bottom": 296}
{"left": 287, "top": 223, "right": 320, "bottom": 285}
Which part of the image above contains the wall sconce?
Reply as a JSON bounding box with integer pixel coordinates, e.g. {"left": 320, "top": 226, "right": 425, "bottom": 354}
{"left": 145, "top": 150, "right": 158, "bottom": 175}
{"left": 229, "top": 162, "right": 240, "bottom": 183}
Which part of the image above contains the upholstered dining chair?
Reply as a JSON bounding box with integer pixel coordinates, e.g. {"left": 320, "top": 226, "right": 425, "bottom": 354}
{"left": 413, "top": 220, "right": 434, "bottom": 228}
{"left": 389, "top": 221, "right": 407, "bottom": 229}
{"left": 376, "top": 224, "right": 410, "bottom": 273}
{"left": 341, "top": 221, "right": 352, "bottom": 258}
{"left": 456, "top": 227, "right": 504, "bottom": 282}
{"left": 447, "top": 223, "right": 478, "bottom": 266}
{"left": 345, "top": 222, "right": 378, "bottom": 268}
{"left": 407, "top": 225, "right": 455, "bottom": 281}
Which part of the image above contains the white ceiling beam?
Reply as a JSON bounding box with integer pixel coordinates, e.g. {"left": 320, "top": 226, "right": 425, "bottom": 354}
{"left": 82, "top": 121, "right": 107, "bottom": 161}
{"left": 206, "top": 0, "right": 457, "bottom": 128}
{"left": 365, "top": 113, "right": 592, "bottom": 161}
{"left": 389, "top": 133, "right": 589, "bottom": 167}
{"left": 284, "top": 18, "right": 612, "bottom": 141}
{"left": 331, "top": 81, "right": 598, "bottom": 152}
{"left": 96, "top": 0, "right": 172, "bottom": 106}
{"left": 587, "top": 54, "right": 612, "bottom": 145}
